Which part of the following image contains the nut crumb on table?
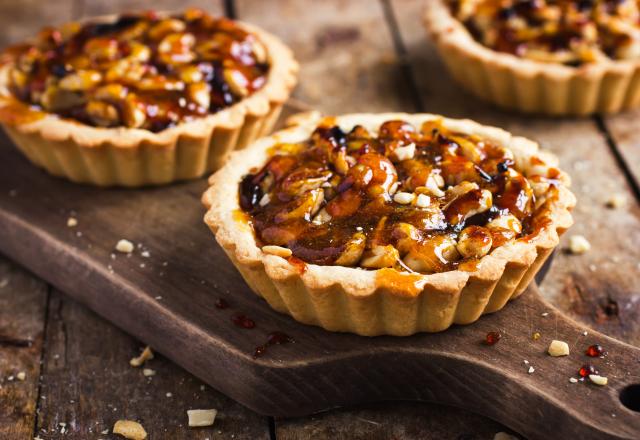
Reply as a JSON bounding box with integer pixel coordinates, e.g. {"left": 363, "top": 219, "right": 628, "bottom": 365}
{"left": 116, "top": 239, "right": 135, "bottom": 254}
{"left": 568, "top": 235, "right": 591, "bottom": 255}
{"left": 130, "top": 346, "right": 154, "bottom": 367}
{"left": 187, "top": 409, "right": 218, "bottom": 427}
{"left": 113, "top": 420, "right": 147, "bottom": 440}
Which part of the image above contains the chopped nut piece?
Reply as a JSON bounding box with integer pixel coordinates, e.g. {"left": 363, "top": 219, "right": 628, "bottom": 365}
{"left": 392, "top": 143, "right": 416, "bottom": 161}
{"left": 129, "top": 346, "right": 154, "bottom": 367}
{"left": 16, "top": 371, "right": 26, "bottom": 381}
{"left": 548, "top": 340, "right": 570, "bottom": 357}
{"left": 361, "top": 245, "right": 400, "bottom": 269}
{"left": 116, "top": 239, "right": 135, "bottom": 254}
{"left": 393, "top": 192, "right": 415, "bottom": 205}
{"left": 415, "top": 193, "right": 431, "bottom": 208}
{"left": 113, "top": 420, "right": 147, "bottom": 440}
{"left": 224, "top": 68, "right": 249, "bottom": 97}
{"left": 262, "top": 245, "right": 292, "bottom": 258}
{"left": 59, "top": 70, "right": 102, "bottom": 91}
{"left": 493, "top": 433, "right": 519, "bottom": 440}
{"left": 142, "top": 368, "right": 156, "bottom": 377}
{"left": 569, "top": 377, "right": 578, "bottom": 383}
{"left": 606, "top": 193, "right": 626, "bottom": 209}
{"left": 312, "top": 208, "right": 332, "bottom": 225}
{"left": 569, "top": 235, "right": 591, "bottom": 255}
{"left": 67, "top": 217, "right": 78, "bottom": 227}
{"left": 527, "top": 366, "right": 535, "bottom": 374}
{"left": 187, "top": 409, "right": 218, "bottom": 427}
{"left": 589, "top": 374, "right": 608, "bottom": 386}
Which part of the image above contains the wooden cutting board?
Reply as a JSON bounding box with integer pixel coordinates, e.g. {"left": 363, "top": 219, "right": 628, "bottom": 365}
{"left": 1, "top": 131, "right": 639, "bottom": 440}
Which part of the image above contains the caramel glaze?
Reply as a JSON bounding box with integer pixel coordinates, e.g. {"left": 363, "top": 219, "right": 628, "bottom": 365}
{"left": 240, "top": 117, "right": 561, "bottom": 275}
{"left": 451, "top": 0, "right": 640, "bottom": 66}
{"left": 1, "top": 9, "right": 269, "bottom": 131}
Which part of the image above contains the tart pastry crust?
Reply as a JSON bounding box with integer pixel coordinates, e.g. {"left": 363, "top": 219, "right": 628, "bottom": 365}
{"left": 424, "top": 0, "right": 640, "bottom": 115}
{"left": 202, "top": 112, "right": 575, "bottom": 336}
{"left": 0, "top": 13, "right": 298, "bottom": 186}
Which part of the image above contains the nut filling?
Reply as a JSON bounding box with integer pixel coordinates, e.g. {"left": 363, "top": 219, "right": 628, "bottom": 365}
{"left": 2, "top": 9, "right": 269, "bottom": 131}
{"left": 449, "top": 0, "right": 640, "bottom": 65}
{"left": 240, "top": 117, "right": 567, "bottom": 274}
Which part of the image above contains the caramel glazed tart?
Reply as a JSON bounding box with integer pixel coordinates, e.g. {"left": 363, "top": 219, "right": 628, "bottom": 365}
{"left": 425, "top": 0, "right": 640, "bottom": 115}
{"left": 0, "top": 14, "right": 298, "bottom": 187}
{"left": 202, "top": 112, "right": 576, "bottom": 336}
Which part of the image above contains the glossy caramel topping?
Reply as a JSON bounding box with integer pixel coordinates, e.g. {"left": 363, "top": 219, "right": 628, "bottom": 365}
{"left": 240, "top": 117, "right": 562, "bottom": 274}
{"left": 450, "top": 0, "right": 640, "bottom": 65}
{"left": 2, "top": 9, "right": 269, "bottom": 131}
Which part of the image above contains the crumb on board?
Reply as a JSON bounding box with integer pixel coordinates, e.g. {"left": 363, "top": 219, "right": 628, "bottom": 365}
{"left": 113, "top": 420, "right": 147, "bottom": 440}
{"left": 548, "top": 340, "right": 570, "bottom": 357}
{"left": 606, "top": 193, "right": 626, "bottom": 209}
{"left": 67, "top": 217, "right": 78, "bottom": 227}
{"left": 16, "top": 371, "right": 26, "bottom": 381}
{"left": 116, "top": 239, "right": 135, "bottom": 254}
{"left": 569, "top": 377, "right": 578, "bottom": 383}
{"left": 589, "top": 374, "right": 608, "bottom": 386}
{"left": 129, "top": 346, "right": 154, "bottom": 367}
{"left": 142, "top": 368, "right": 155, "bottom": 377}
{"left": 187, "top": 409, "right": 218, "bottom": 427}
{"left": 569, "top": 235, "right": 591, "bottom": 255}
{"left": 527, "top": 366, "right": 535, "bottom": 374}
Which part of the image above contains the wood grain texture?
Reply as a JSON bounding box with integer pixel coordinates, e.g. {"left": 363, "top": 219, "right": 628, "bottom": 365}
{"left": 392, "top": 0, "right": 640, "bottom": 346}
{"left": 0, "top": 255, "right": 48, "bottom": 439}
{"left": 1, "top": 128, "right": 640, "bottom": 439}
{"left": 80, "top": 0, "right": 224, "bottom": 17}
{"left": 604, "top": 111, "right": 640, "bottom": 195}
{"left": 0, "top": 0, "right": 75, "bottom": 47}
{"left": 33, "top": 290, "right": 270, "bottom": 440}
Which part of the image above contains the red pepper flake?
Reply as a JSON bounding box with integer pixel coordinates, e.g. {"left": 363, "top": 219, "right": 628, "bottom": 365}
{"left": 578, "top": 364, "right": 599, "bottom": 378}
{"left": 485, "top": 331, "right": 502, "bottom": 345}
{"left": 215, "top": 298, "right": 229, "bottom": 309}
{"left": 232, "top": 314, "right": 255, "bottom": 329}
{"left": 585, "top": 344, "right": 605, "bottom": 357}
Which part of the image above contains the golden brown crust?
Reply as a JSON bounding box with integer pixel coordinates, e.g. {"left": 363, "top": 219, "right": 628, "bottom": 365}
{"left": 202, "top": 112, "right": 576, "bottom": 335}
{"left": 424, "top": 0, "right": 640, "bottom": 115}
{"left": 0, "top": 15, "right": 298, "bottom": 186}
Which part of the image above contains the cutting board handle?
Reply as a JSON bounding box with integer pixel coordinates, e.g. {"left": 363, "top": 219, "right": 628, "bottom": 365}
{"left": 402, "top": 285, "right": 640, "bottom": 439}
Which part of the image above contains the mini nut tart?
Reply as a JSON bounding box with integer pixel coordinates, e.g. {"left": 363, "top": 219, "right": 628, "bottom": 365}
{"left": 0, "top": 9, "right": 297, "bottom": 186}
{"left": 425, "top": 0, "right": 640, "bottom": 115}
{"left": 202, "top": 113, "right": 575, "bottom": 336}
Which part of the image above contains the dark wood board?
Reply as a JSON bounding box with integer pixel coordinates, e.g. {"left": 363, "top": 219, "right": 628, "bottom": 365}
{"left": 1, "top": 133, "right": 640, "bottom": 440}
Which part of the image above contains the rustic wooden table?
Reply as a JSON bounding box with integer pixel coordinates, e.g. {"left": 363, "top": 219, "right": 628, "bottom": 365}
{"left": 2, "top": 0, "right": 640, "bottom": 439}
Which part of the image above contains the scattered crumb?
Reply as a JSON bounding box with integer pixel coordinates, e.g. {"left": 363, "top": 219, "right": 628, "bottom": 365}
{"left": 493, "top": 432, "right": 519, "bottom": 440}
{"left": 76, "top": 231, "right": 82, "bottom": 237}
{"left": 16, "top": 371, "right": 26, "bottom": 381}
{"left": 129, "top": 346, "right": 154, "bottom": 367}
{"left": 113, "top": 420, "right": 147, "bottom": 440}
{"left": 101, "top": 429, "right": 109, "bottom": 434}
{"left": 569, "top": 377, "right": 578, "bottom": 383}
{"left": 523, "top": 360, "right": 529, "bottom": 365}
{"left": 187, "top": 409, "right": 218, "bottom": 427}
{"left": 67, "top": 217, "right": 78, "bottom": 227}
{"left": 116, "top": 239, "right": 135, "bottom": 254}
{"left": 141, "top": 250, "right": 150, "bottom": 258}
{"left": 589, "top": 374, "right": 608, "bottom": 386}
{"left": 583, "top": 331, "right": 588, "bottom": 336}
{"left": 541, "top": 312, "right": 549, "bottom": 317}
{"left": 142, "top": 368, "right": 155, "bottom": 377}
{"left": 532, "top": 332, "right": 541, "bottom": 340}
{"left": 0, "top": 278, "right": 8, "bottom": 288}
{"left": 528, "top": 366, "right": 535, "bottom": 374}
{"left": 139, "top": 263, "right": 145, "bottom": 268}
{"left": 569, "top": 235, "right": 591, "bottom": 255}
{"left": 7, "top": 375, "right": 14, "bottom": 381}
{"left": 155, "top": 296, "right": 162, "bottom": 300}
{"left": 548, "top": 340, "right": 570, "bottom": 357}
{"left": 200, "top": 385, "right": 205, "bottom": 391}
{"left": 606, "top": 193, "right": 626, "bottom": 209}
{"left": 166, "top": 392, "right": 173, "bottom": 398}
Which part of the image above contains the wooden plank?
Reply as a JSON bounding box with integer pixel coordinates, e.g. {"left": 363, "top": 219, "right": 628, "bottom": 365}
{"left": 0, "top": 255, "right": 48, "bottom": 440}
{"left": 603, "top": 112, "right": 640, "bottom": 196}
{"left": 0, "top": 0, "right": 75, "bottom": 47}
{"left": 33, "top": 290, "right": 270, "bottom": 440}
{"left": 276, "top": 403, "right": 514, "bottom": 440}
{"left": 81, "top": 0, "right": 224, "bottom": 17}
{"left": 391, "top": 0, "right": 640, "bottom": 346}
